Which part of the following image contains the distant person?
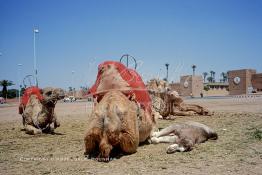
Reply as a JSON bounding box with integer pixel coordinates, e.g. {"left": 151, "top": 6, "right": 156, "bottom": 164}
{"left": 200, "top": 92, "right": 203, "bottom": 98}
{"left": 190, "top": 93, "right": 194, "bottom": 98}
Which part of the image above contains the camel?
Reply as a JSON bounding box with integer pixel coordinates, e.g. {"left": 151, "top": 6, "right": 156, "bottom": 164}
{"left": 19, "top": 87, "right": 65, "bottom": 135}
{"left": 151, "top": 121, "right": 218, "bottom": 153}
{"left": 147, "top": 79, "right": 212, "bottom": 119}
{"left": 84, "top": 61, "right": 156, "bottom": 161}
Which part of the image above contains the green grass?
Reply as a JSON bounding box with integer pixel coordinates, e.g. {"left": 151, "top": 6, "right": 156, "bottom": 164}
{"left": 250, "top": 128, "right": 262, "bottom": 140}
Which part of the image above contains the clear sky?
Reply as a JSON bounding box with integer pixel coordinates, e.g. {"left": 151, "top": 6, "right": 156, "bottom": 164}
{"left": 1, "top": 0, "right": 262, "bottom": 90}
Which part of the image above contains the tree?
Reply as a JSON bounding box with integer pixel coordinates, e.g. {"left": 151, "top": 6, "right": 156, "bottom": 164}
{"left": 207, "top": 76, "right": 213, "bottom": 83}
{"left": 221, "top": 72, "right": 228, "bottom": 83}
{"left": 210, "top": 71, "right": 215, "bottom": 83}
{"left": 0, "top": 80, "right": 14, "bottom": 99}
{"left": 204, "top": 85, "right": 210, "bottom": 91}
{"left": 203, "top": 72, "right": 208, "bottom": 83}
{"left": 80, "top": 86, "right": 88, "bottom": 91}
{"left": 165, "top": 63, "right": 169, "bottom": 82}
{"left": 6, "top": 89, "right": 18, "bottom": 98}
{"left": 213, "top": 71, "right": 216, "bottom": 82}
{"left": 192, "top": 65, "right": 196, "bottom": 76}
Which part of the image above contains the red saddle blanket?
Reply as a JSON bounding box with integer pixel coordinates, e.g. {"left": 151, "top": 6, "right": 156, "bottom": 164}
{"left": 19, "top": 86, "right": 43, "bottom": 114}
{"left": 88, "top": 61, "right": 152, "bottom": 113}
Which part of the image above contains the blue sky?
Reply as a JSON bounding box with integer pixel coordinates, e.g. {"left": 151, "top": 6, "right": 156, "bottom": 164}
{"left": 1, "top": 0, "right": 262, "bottom": 90}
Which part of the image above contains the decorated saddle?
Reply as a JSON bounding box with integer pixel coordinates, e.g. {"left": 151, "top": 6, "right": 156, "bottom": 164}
{"left": 19, "top": 86, "right": 43, "bottom": 114}
{"left": 88, "top": 61, "right": 152, "bottom": 113}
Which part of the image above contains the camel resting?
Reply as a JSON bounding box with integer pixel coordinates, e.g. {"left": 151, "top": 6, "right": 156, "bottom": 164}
{"left": 84, "top": 90, "right": 155, "bottom": 160}
{"left": 85, "top": 61, "right": 156, "bottom": 161}
{"left": 19, "top": 87, "right": 65, "bottom": 135}
{"left": 151, "top": 121, "right": 218, "bottom": 153}
{"left": 147, "top": 79, "right": 212, "bottom": 119}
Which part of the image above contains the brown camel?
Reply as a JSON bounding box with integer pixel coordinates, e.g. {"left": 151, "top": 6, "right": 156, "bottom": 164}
{"left": 85, "top": 61, "right": 156, "bottom": 161}
{"left": 147, "top": 79, "right": 212, "bottom": 119}
{"left": 19, "top": 87, "right": 65, "bottom": 135}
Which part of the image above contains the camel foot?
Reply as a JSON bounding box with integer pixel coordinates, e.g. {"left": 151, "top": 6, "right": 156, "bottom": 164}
{"left": 24, "top": 125, "right": 42, "bottom": 135}
{"left": 166, "top": 144, "right": 185, "bottom": 154}
{"left": 150, "top": 137, "right": 159, "bottom": 144}
{"left": 25, "top": 128, "right": 42, "bottom": 135}
{"left": 42, "top": 126, "right": 55, "bottom": 134}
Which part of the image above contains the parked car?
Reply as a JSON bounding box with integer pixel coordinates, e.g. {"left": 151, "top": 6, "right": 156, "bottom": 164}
{"left": 0, "top": 97, "right": 6, "bottom": 104}
{"left": 63, "top": 96, "right": 76, "bottom": 102}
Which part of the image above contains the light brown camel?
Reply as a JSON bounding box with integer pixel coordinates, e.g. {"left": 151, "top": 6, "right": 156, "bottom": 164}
{"left": 147, "top": 79, "right": 212, "bottom": 119}
{"left": 19, "top": 87, "right": 65, "bottom": 135}
{"left": 151, "top": 121, "right": 218, "bottom": 153}
{"left": 84, "top": 61, "right": 156, "bottom": 161}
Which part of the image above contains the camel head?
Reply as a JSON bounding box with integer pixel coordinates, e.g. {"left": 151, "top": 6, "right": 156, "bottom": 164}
{"left": 167, "top": 90, "right": 183, "bottom": 105}
{"left": 201, "top": 107, "right": 213, "bottom": 116}
{"left": 41, "top": 87, "right": 65, "bottom": 107}
{"left": 96, "top": 62, "right": 130, "bottom": 93}
{"left": 147, "top": 79, "right": 169, "bottom": 93}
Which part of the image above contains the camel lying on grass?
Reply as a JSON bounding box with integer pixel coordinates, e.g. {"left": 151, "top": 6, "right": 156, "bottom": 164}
{"left": 151, "top": 121, "right": 218, "bottom": 153}
{"left": 147, "top": 79, "right": 212, "bottom": 119}
{"left": 84, "top": 90, "right": 155, "bottom": 160}
{"left": 84, "top": 61, "right": 156, "bottom": 161}
{"left": 19, "top": 87, "right": 65, "bottom": 135}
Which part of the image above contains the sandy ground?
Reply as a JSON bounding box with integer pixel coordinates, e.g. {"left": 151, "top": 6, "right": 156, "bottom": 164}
{"left": 0, "top": 97, "right": 262, "bottom": 175}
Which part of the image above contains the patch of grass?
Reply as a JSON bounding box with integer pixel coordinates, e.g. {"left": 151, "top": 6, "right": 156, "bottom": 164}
{"left": 250, "top": 128, "right": 262, "bottom": 140}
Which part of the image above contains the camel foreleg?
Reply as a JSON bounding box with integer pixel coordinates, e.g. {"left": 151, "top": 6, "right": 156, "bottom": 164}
{"left": 24, "top": 124, "right": 42, "bottom": 135}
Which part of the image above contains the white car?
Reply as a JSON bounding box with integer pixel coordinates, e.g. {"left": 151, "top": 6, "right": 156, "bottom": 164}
{"left": 63, "top": 96, "right": 76, "bottom": 102}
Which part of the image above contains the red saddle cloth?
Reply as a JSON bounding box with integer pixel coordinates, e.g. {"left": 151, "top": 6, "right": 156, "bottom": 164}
{"left": 88, "top": 61, "right": 152, "bottom": 113}
{"left": 19, "top": 86, "right": 43, "bottom": 114}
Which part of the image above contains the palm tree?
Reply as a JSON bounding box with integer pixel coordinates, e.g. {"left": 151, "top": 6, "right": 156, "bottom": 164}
{"left": 165, "top": 63, "right": 169, "bottom": 82}
{"left": 220, "top": 72, "right": 228, "bottom": 82}
{"left": 192, "top": 64, "right": 196, "bottom": 76}
{"left": 203, "top": 72, "right": 208, "bottom": 83}
{"left": 0, "top": 80, "right": 14, "bottom": 99}
{"left": 207, "top": 76, "right": 213, "bottom": 83}
{"left": 210, "top": 71, "right": 216, "bottom": 83}
{"left": 213, "top": 71, "right": 216, "bottom": 82}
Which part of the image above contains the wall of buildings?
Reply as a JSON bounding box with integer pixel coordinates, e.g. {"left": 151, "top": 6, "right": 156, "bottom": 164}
{"left": 228, "top": 69, "right": 256, "bottom": 95}
{"left": 169, "top": 82, "right": 181, "bottom": 94}
{"left": 252, "top": 73, "right": 262, "bottom": 92}
{"left": 179, "top": 75, "right": 203, "bottom": 97}
{"left": 156, "top": 68, "right": 260, "bottom": 97}
{"left": 192, "top": 76, "right": 204, "bottom": 96}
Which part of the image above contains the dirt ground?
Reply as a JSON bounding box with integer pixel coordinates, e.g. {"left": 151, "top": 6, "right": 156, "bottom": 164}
{"left": 0, "top": 97, "right": 262, "bottom": 175}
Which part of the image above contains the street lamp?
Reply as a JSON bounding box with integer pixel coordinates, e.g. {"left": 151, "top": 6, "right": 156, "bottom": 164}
{"left": 18, "top": 64, "right": 22, "bottom": 103}
{"left": 33, "top": 28, "right": 39, "bottom": 87}
{"left": 71, "top": 71, "right": 75, "bottom": 97}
